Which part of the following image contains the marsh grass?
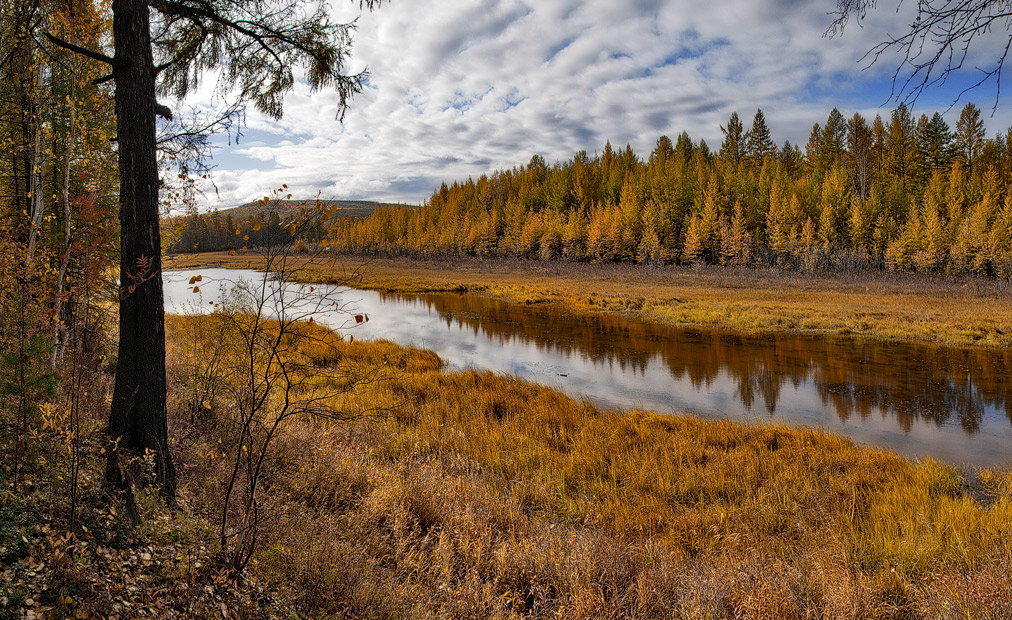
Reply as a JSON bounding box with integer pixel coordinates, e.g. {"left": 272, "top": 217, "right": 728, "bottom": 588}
{"left": 164, "top": 313, "right": 1012, "bottom": 619}
{"left": 165, "top": 252, "right": 1012, "bottom": 349}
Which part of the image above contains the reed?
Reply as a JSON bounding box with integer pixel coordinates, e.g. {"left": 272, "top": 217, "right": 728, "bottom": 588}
{"left": 165, "top": 313, "right": 1012, "bottom": 619}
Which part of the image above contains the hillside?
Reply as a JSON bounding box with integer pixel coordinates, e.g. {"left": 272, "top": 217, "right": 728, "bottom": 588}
{"left": 164, "top": 199, "right": 416, "bottom": 254}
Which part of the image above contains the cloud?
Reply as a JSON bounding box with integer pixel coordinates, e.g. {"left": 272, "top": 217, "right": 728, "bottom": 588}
{"left": 182, "top": 0, "right": 1012, "bottom": 210}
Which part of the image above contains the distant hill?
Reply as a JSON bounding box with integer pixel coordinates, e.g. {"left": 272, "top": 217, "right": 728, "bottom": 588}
{"left": 164, "top": 199, "right": 416, "bottom": 254}
{"left": 220, "top": 199, "right": 405, "bottom": 220}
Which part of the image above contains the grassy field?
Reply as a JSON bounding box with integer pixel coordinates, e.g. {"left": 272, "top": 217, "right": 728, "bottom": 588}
{"left": 162, "top": 313, "right": 1012, "bottom": 619}
{"left": 165, "top": 251, "right": 1012, "bottom": 349}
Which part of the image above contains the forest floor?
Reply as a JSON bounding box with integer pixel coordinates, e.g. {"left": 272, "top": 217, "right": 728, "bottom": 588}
{"left": 166, "top": 251, "right": 1012, "bottom": 349}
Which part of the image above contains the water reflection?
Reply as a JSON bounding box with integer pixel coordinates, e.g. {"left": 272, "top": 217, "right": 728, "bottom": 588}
{"left": 387, "top": 293, "right": 1012, "bottom": 434}
{"left": 165, "top": 269, "right": 1012, "bottom": 466}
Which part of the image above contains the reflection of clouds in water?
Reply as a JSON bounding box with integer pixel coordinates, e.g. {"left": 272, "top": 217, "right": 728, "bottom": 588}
{"left": 165, "top": 269, "right": 1012, "bottom": 467}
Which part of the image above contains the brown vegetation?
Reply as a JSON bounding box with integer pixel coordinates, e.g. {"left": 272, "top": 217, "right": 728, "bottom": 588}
{"left": 164, "top": 314, "right": 1012, "bottom": 619}
{"left": 165, "top": 251, "right": 1012, "bottom": 349}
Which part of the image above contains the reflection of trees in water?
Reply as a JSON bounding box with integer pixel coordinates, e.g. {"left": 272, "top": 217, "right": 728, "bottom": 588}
{"left": 384, "top": 291, "right": 1012, "bottom": 434}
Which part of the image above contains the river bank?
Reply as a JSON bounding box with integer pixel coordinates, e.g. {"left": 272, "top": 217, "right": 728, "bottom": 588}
{"left": 163, "top": 314, "right": 1010, "bottom": 618}
{"left": 165, "top": 251, "right": 1012, "bottom": 350}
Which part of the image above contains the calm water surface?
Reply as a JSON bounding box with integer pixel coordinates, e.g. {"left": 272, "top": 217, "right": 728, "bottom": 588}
{"left": 164, "top": 268, "right": 1012, "bottom": 467}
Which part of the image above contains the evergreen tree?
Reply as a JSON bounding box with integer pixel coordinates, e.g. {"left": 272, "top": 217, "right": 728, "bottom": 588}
{"left": 917, "top": 112, "right": 953, "bottom": 174}
{"left": 779, "top": 140, "right": 802, "bottom": 175}
{"left": 745, "top": 108, "right": 776, "bottom": 164}
{"left": 954, "top": 102, "right": 986, "bottom": 175}
{"left": 720, "top": 111, "right": 745, "bottom": 164}
{"left": 819, "top": 108, "right": 848, "bottom": 168}
{"left": 674, "top": 131, "right": 695, "bottom": 163}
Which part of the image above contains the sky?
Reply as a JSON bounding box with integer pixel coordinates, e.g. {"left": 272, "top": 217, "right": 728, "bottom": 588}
{"left": 184, "top": 0, "right": 1012, "bottom": 210}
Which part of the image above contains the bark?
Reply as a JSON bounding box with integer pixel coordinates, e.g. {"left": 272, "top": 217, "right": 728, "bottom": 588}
{"left": 26, "top": 57, "right": 45, "bottom": 267}
{"left": 105, "top": 0, "right": 176, "bottom": 498}
{"left": 52, "top": 55, "right": 78, "bottom": 369}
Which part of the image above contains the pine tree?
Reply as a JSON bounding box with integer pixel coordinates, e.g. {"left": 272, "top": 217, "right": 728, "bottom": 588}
{"left": 674, "top": 131, "right": 695, "bottom": 163}
{"left": 820, "top": 108, "right": 848, "bottom": 168}
{"left": 917, "top": 112, "right": 953, "bottom": 174}
{"left": 954, "top": 102, "right": 986, "bottom": 175}
{"left": 745, "top": 108, "right": 776, "bottom": 165}
{"left": 779, "top": 140, "right": 802, "bottom": 175}
{"left": 720, "top": 111, "right": 745, "bottom": 164}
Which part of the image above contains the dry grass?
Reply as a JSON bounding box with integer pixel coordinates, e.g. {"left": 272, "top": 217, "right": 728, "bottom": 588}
{"left": 164, "top": 252, "right": 1012, "bottom": 349}
{"left": 164, "top": 313, "right": 1012, "bottom": 619}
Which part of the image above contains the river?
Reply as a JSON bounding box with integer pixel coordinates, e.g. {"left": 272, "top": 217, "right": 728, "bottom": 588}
{"left": 164, "top": 268, "right": 1012, "bottom": 467}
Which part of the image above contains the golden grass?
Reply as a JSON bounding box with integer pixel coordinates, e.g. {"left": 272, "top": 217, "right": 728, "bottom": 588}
{"left": 165, "top": 313, "right": 1012, "bottom": 619}
{"left": 164, "top": 251, "right": 1012, "bottom": 349}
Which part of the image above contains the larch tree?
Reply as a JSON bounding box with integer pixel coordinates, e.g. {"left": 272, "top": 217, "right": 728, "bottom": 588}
{"left": 845, "top": 112, "right": 873, "bottom": 198}
{"left": 44, "top": 0, "right": 380, "bottom": 498}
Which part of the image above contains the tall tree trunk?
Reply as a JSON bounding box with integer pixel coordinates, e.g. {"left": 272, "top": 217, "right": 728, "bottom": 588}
{"left": 106, "top": 0, "right": 175, "bottom": 498}
{"left": 26, "top": 56, "right": 45, "bottom": 267}
{"left": 52, "top": 55, "right": 78, "bottom": 369}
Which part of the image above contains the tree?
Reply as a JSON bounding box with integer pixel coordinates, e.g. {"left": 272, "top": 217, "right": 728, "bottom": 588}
{"left": 884, "top": 103, "right": 917, "bottom": 190}
{"left": 745, "top": 108, "right": 776, "bottom": 164}
{"left": 720, "top": 111, "right": 745, "bottom": 164}
{"left": 45, "top": 0, "right": 380, "bottom": 498}
{"left": 954, "top": 102, "right": 986, "bottom": 174}
{"left": 916, "top": 112, "right": 953, "bottom": 174}
{"left": 846, "top": 112, "right": 873, "bottom": 197}
{"left": 819, "top": 108, "right": 847, "bottom": 169}
{"left": 830, "top": 0, "right": 1012, "bottom": 106}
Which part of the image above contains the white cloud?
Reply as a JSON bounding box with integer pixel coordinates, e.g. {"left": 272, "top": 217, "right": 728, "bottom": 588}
{"left": 181, "top": 0, "right": 1012, "bottom": 210}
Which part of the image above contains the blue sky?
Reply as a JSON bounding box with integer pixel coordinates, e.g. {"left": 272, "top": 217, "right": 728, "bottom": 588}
{"left": 184, "top": 0, "right": 1012, "bottom": 210}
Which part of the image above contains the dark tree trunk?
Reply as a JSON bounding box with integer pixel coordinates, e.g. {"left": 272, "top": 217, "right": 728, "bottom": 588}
{"left": 105, "top": 0, "right": 175, "bottom": 498}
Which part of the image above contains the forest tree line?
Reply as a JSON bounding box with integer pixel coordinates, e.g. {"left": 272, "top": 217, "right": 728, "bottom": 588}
{"left": 164, "top": 208, "right": 328, "bottom": 254}
{"left": 327, "top": 105, "right": 1012, "bottom": 277}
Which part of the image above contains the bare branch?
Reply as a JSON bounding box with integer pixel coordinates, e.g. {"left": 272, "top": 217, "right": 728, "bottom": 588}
{"left": 43, "top": 32, "right": 113, "bottom": 66}
{"left": 827, "top": 0, "right": 1012, "bottom": 107}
